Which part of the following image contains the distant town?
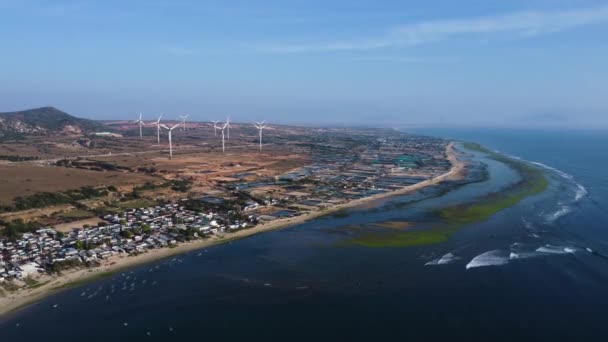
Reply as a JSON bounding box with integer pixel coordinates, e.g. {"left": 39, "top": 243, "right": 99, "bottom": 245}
{"left": 0, "top": 123, "right": 452, "bottom": 286}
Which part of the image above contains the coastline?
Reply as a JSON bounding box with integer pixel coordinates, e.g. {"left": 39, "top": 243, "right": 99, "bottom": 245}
{"left": 0, "top": 142, "right": 466, "bottom": 318}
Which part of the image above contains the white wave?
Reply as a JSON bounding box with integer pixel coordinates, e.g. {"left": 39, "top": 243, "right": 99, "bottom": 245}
{"left": 510, "top": 243, "right": 540, "bottom": 259}
{"left": 466, "top": 250, "right": 509, "bottom": 269}
{"left": 545, "top": 204, "right": 573, "bottom": 223}
{"left": 530, "top": 161, "right": 573, "bottom": 180}
{"left": 536, "top": 245, "right": 575, "bottom": 254}
{"left": 529, "top": 161, "right": 587, "bottom": 203}
{"left": 425, "top": 252, "right": 460, "bottom": 266}
{"left": 509, "top": 252, "right": 538, "bottom": 259}
{"left": 498, "top": 151, "right": 522, "bottom": 161}
{"left": 574, "top": 184, "right": 588, "bottom": 201}
{"left": 501, "top": 153, "right": 588, "bottom": 205}
{"left": 586, "top": 247, "right": 593, "bottom": 253}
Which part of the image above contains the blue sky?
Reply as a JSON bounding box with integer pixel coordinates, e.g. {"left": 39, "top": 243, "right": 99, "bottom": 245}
{"left": 1, "top": 0, "right": 607, "bottom": 127}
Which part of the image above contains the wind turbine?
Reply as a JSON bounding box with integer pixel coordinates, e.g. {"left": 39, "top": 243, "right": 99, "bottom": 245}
{"left": 254, "top": 121, "right": 267, "bottom": 152}
{"left": 134, "top": 113, "right": 145, "bottom": 139}
{"left": 159, "top": 123, "right": 180, "bottom": 159}
{"left": 210, "top": 120, "right": 220, "bottom": 136}
{"left": 153, "top": 114, "right": 163, "bottom": 144}
{"left": 220, "top": 122, "right": 229, "bottom": 154}
{"left": 225, "top": 116, "right": 233, "bottom": 140}
{"left": 179, "top": 114, "right": 188, "bottom": 131}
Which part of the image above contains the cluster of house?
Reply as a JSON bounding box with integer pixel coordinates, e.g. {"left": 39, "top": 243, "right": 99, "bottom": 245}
{"left": 231, "top": 134, "right": 452, "bottom": 215}
{"left": 0, "top": 132, "right": 454, "bottom": 283}
{"left": 0, "top": 202, "right": 251, "bottom": 282}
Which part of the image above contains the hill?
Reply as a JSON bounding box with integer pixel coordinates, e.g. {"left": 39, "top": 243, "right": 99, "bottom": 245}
{"left": 0, "top": 107, "right": 108, "bottom": 136}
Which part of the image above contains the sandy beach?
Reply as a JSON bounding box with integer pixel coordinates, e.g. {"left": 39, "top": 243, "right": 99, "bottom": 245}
{"left": 0, "top": 142, "right": 465, "bottom": 317}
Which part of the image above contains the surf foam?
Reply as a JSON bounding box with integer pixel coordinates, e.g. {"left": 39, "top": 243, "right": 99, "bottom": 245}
{"left": 425, "top": 252, "right": 460, "bottom": 266}
{"left": 466, "top": 250, "right": 509, "bottom": 269}
{"left": 529, "top": 161, "right": 587, "bottom": 203}
{"left": 545, "top": 204, "right": 573, "bottom": 223}
{"left": 536, "top": 245, "right": 575, "bottom": 254}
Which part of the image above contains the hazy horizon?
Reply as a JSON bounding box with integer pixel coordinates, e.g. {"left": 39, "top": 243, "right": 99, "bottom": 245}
{"left": 1, "top": 0, "right": 607, "bottom": 128}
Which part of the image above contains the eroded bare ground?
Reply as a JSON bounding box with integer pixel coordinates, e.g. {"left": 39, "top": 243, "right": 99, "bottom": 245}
{"left": 0, "top": 122, "right": 320, "bottom": 224}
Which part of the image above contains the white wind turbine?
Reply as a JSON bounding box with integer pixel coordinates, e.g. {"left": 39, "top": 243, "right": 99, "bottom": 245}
{"left": 179, "top": 114, "right": 188, "bottom": 131}
{"left": 134, "top": 113, "right": 145, "bottom": 139}
{"left": 254, "top": 121, "right": 267, "bottom": 152}
{"left": 225, "top": 116, "right": 233, "bottom": 140}
{"left": 210, "top": 120, "right": 220, "bottom": 136}
{"left": 220, "top": 122, "right": 229, "bottom": 154}
{"left": 159, "top": 123, "right": 180, "bottom": 159}
{"left": 153, "top": 113, "right": 163, "bottom": 144}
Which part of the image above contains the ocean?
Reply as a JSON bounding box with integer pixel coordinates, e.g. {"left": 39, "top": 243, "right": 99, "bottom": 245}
{"left": 1, "top": 128, "right": 607, "bottom": 341}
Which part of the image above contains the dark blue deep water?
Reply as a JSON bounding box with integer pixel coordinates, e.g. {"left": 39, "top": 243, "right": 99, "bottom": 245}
{"left": 1, "top": 128, "right": 607, "bottom": 341}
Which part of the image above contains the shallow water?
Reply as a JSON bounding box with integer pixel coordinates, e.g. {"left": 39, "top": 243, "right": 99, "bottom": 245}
{"left": 1, "top": 129, "right": 607, "bottom": 341}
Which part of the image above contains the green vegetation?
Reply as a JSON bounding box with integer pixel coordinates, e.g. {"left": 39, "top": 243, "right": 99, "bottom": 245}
{"left": 56, "top": 159, "right": 130, "bottom": 172}
{"left": 52, "top": 271, "right": 114, "bottom": 291}
{"left": 0, "top": 186, "right": 110, "bottom": 212}
{"left": 0, "top": 219, "right": 41, "bottom": 240}
{"left": 0, "top": 155, "right": 40, "bottom": 162}
{"left": 349, "top": 143, "right": 549, "bottom": 248}
{"left": 439, "top": 143, "right": 548, "bottom": 225}
{"left": 119, "top": 199, "right": 157, "bottom": 209}
{"left": 349, "top": 228, "right": 451, "bottom": 247}
{"left": 27, "top": 280, "right": 50, "bottom": 289}
{"left": 47, "top": 259, "right": 84, "bottom": 274}
{"left": 0, "top": 106, "right": 108, "bottom": 133}
{"left": 0, "top": 281, "right": 20, "bottom": 292}
{"left": 169, "top": 179, "right": 192, "bottom": 192}
{"left": 22, "top": 276, "right": 39, "bottom": 287}
{"left": 0, "top": 131, "right": 26, "bottom": 141}
{"left": 74, "top": 239, "right": 103, "bottom": 250}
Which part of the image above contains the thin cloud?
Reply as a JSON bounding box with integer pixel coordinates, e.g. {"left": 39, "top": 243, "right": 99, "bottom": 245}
{"left": 265, "top": 6, "right": 608, "bottom": 53}
{"left": 352, "top": 55, "right": 461, "bottom": 63}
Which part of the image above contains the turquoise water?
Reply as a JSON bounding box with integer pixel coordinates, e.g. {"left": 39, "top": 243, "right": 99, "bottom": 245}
{"left": 1, "top": 129, "right": 607, "bottom": 341}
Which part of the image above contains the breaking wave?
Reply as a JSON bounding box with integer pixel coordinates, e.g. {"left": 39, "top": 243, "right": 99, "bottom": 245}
{"left": 497, "top": 151, "right": 587, "bottom": 204}
{"left": 466, "top": 250, "right": 510, "bottom": 269}
{"left": 429, "top": 243, "right": 588, "bottom": 268}
{"left": 529, "top": 161, "right": 588, "bottom": 203}
{"left": 509, "top": 251, "right": 537, "bottom": 260}
{"left": 496, "top": 152, "right": 587, "bottom": 223}
{"left": 536, "top": 245, "right": 577, "bottom": 254}
{"left": 425, "top": 252, "right": 460, "bottom": 266}
{"left": 545, "top": 204, "right": 573, "bottom": 223}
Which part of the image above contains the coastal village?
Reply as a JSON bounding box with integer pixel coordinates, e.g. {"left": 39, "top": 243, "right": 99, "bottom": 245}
{"left": 0, "top": 131, "right": 454, "bottom": 289}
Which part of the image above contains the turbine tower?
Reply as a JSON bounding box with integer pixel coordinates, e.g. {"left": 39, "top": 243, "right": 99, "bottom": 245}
{"left": 225, "top": 116, "right": 233, "bottom": 140}
{"left": 254, "top": 121, "right": 267, "bottom": 152}
{"left": 179, "top": 114, "right": 188, "bottom": 131}
{"left": 220, "top": 122, "right": 229, "bottom": 154}
{"left": 153, "top": 114, "right": 163, "bottom": 144}
{"left": 210, "top": 120, "right": 220, "bottom": 136}
{"left": 159, "top": 123, "right": 180, "bottom": 159}
{"left": 134, "top": 113, "right": 145, "bottom": 139}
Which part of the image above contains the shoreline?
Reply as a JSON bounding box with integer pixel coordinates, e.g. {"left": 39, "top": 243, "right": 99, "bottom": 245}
{"left": 0, "top": 142, "right": 466, "bottom": 318}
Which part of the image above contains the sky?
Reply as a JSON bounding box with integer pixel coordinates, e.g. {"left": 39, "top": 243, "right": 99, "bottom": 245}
{"left": 1, "top": 0, "right": 607, "bottom": 127}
